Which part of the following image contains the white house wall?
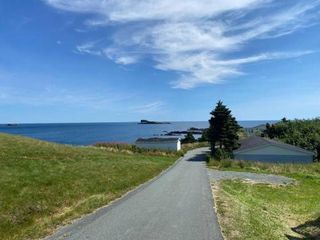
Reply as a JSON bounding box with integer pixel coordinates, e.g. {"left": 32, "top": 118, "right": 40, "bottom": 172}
{"left": 177, "top": 141, "right": 181, "bottom": 151}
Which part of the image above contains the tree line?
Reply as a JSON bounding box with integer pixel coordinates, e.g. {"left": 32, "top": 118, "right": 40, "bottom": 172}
{"left": 263, "top": 118, "right": 320, "bottom": 161}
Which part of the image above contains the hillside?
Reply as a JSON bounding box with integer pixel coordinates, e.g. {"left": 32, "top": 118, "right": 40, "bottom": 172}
{"left": 0, "top": 133, "right": 177, "bottom": 240}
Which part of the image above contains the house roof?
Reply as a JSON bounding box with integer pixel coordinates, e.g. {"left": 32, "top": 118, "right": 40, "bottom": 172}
{"left": 234, "top": 136, "right": 314, "bottom": 155}
{"left": 136, "top": 137, "right": 180, "bottom": 143}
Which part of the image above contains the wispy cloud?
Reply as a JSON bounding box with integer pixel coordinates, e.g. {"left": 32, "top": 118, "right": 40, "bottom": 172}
{"left": 45, "top": 0, "right": 320, "bottom": 88}
{"left": 104, "top": 47, "right": 139, "bottom": 65}
{"left": 130, "top": 101, "right": 165, "bottom": 114}
{"left": 0, "top": 86, "right": 133, "bottom": 110}
{"left": 76, "top": 42, "right": 102, "bottom": 56}
{"left": 0, "top": 83, "right": 168, "bottom": 117}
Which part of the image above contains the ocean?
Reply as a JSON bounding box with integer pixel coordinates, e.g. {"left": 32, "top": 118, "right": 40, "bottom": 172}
{"left": 0, "top": 121, "right": 276, "bottom": 145}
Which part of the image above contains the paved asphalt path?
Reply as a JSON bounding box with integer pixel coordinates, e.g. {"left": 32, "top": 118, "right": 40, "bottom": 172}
{"left": 47, "top": 148, "right": 223, "bottom": 240}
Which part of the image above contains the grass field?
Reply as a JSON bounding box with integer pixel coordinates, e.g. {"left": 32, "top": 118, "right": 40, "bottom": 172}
{"left": 0, "top": 133, "right": 177, "bottom": 240}
{"left": 209, "top": 159, "right": 320, "bottom": 239}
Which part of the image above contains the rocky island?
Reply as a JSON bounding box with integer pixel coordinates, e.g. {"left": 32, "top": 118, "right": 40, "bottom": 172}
{"left": 163, "top": 127, "right": 205, "bottom": 136}
{"left": 139, "top": 120, "right": 171, "bottom": 124}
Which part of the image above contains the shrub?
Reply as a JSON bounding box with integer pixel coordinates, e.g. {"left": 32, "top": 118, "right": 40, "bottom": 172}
{"left": 213, "top": 148, "right": 231, "bottom": 161}
{"left": 207, "top": 159, "right": 221, "bottom": 168}
{"left": 221, "top": 159, "right": 233, "bottom": 168}
{"left": 205, "top": 154, "right": 211, "bottom": 163}
{"left": 238, "top": 160, "right": 245, "bottom": 168}
{"left": 198, "top": 128, "right": 209, "bottom": 142}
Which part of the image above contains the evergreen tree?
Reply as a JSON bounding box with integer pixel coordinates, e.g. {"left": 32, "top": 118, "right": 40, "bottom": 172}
{"left": 208, "top": 101, "right": 241, "bottom": 155}
{"left": 198, "top": 128, "right": 209, "bottom": 142}
{"left": 181, "top": 132, "right": 196, "bottom": 144}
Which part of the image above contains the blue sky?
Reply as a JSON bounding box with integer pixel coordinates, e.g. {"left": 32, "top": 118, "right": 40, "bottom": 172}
{"left": 0, "top": 0, "right": 320, "bottom": 123}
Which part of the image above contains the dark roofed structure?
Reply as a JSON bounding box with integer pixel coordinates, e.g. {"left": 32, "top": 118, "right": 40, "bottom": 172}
{"left": 233, "top": 136, "right": 314, "bottom": 163}
{"left": 235, "top": 136, "right": 314, "bottom": 155}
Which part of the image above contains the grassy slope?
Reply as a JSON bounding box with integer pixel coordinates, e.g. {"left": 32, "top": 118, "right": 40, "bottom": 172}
{"left": 0, "top": 133, "right": 177, "bottom": 240}
{"left": 209, "top": 160, "right": 320, "bottom": 239}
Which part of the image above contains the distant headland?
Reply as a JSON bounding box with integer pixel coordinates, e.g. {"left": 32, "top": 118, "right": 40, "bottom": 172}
{"left": 7, "top": 123, "right": 19, "bottom": 127}
{"left": 139, "top": 120, "right": 171, "bottom": 124}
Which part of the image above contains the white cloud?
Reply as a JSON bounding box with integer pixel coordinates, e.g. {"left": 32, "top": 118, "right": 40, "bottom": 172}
{"left": 235, "top": 2, "right": 320, "bottom": 41}
{"left": 104, "top": 47, "right": 139, "bottom": 65}
{"left": 45, "top": 0, "right": 320, "bottom": 88}
{"left": 210, "top": 51, "right": 315, "bottom": 66}
{"left": 76, "top": 42, "right": 102, "bottom": 56}
{"left": 131, "top": 101, "right": 165, "bottom": 114}
{"left": 155, "top": 51, "right": 314, "bottom": 89}
{"left": 75, "top": 43, "right": 139, "bottom": 64}
{"left": 45, "top": 0, "right": 267, "bottom": 22}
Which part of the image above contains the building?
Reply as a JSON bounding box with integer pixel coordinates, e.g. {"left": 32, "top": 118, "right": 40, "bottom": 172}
{"left": 233, "top": 136, "right": 314, "bottom": 163}
{"left": 135, "top": 137, "right": 181, "bottom": 151}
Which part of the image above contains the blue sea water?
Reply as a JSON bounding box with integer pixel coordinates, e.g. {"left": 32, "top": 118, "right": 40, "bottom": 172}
{"left": 0, "top": 121, "right": 276, "bottom": 145}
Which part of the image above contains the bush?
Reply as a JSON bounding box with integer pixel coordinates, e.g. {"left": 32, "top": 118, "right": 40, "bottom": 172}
{"left": 221, "top": 159, "right": 233, "bottom": 168}
{"left": 238, "top": 160, "right": 245, "bottom": 168}
{"left": 209, "top": 160, "right": 221, "bottom": 167}
{"left": 198, "top": 128, "right": 209, "bottom": 142}
{"left": 213, "top": 148, "right": 231, "bottom": 161}
{"left": 205, "top": 154, "right": 211, "bottom": 163}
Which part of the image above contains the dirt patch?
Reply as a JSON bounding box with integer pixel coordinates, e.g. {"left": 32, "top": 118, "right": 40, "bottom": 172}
{"left": 211, "top": 183, "right": 240, "bottom": 240}
{"left": 209, "top": 169, "right": 295, "bottom": 185}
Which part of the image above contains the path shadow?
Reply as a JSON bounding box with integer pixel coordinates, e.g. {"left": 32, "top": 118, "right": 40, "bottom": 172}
{"left": 286, "top": 217, "right": 320, "bottom": 240}
{"left": 187, "top": 152, "right": 209, "bottom": 162}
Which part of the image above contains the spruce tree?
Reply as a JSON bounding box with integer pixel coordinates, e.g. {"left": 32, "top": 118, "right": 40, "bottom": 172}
{"left": 181, "top": 132, "right": 196, "bottom": 144}
{"left": 208, "top": 101, "right": 240, "bottom": 155}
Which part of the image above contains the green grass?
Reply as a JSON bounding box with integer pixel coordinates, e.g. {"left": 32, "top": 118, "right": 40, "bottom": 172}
{"left": 208, "top": 158, "right": 320, "bottom": 176}
{"left": 209, "top": 159, "right": 320, "bottom": 239}
{"left": 0, "top": 133, "right": 177, "bottom": 240}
